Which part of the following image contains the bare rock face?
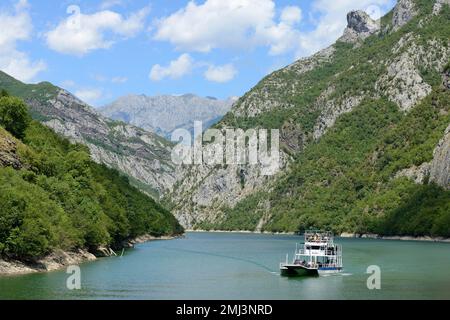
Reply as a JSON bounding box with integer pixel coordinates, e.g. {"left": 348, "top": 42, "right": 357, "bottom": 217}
{"left": 376, "top": 36, "right": 450, "bottom": 111}
{"left": 340, "top": 10, "right": 380, "bottom": 44}
{"left": 429, "top": 125, "right": 450, "bottom": 189}
{"left": 313, "top": 94, "right": 364, "bottom": 140}
{"left": 392, "top": 0, "right": 417, "bottom": 31}
{"left": 443, "top": 67, "right": 450, "bottom": 90}
{"left": 395, "top": 125, "right": 450, "bottom": 190}
{"left": 0, "top": 129, "right": 23, "bottom": 169}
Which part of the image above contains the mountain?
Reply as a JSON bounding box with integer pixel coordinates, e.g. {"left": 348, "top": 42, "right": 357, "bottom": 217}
{"left": 168, "top": 0, "right": 450, "bottom": 237}
{"left": 0, "top": 96, "right": 183, "bottom": 261}
{"left": 100, "top": 94, "right": 236, "bottom": 139}
{"left": 0, "top": 71, "right": 179, "bottom": 198}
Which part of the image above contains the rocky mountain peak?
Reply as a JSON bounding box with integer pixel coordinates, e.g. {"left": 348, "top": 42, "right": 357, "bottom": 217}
{"left": 340, "top": 10, "right": 379, "bottom": 44}
{"left": 347, "top": 10, "right": 379, "bottom": 33}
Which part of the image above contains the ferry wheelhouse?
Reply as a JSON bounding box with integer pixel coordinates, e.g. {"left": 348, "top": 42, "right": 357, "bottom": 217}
{"left": 280, "top": 230, "right": 343, "bottom": 277}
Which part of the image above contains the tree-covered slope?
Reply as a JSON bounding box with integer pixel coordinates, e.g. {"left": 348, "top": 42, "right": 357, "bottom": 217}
{"left": 171, "top": 0, "right": 450, "bottom": 236}
{"left": 0, "top": 95, "right": 183, "bottom": 260}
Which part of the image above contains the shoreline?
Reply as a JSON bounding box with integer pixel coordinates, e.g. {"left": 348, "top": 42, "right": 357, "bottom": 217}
{"left": 339, "top": 233, "right": 450, "bottom": 243}
{"left": 0, "top": 234, "right": 180, "bottom": 276}
{"left": 186, "top": 229, "right": 296, "bottom": 235}
{"left": 3, "top": 231, "right": 448, "bottom": 276}
{"left": 187, "top": 229, "right": 450, "bottom": 243}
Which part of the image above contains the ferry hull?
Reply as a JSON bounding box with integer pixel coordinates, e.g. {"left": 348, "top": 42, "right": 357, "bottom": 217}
{"left": 318, "top": 267, "right": 343, "bottom": 275}
{"left": 280, "top": 265, "right": 319, "bottom": 277}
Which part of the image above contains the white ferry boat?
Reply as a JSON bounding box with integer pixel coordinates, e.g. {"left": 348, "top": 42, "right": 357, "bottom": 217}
{"left": 280, "top": 230, "right": 343, "bottom": 277}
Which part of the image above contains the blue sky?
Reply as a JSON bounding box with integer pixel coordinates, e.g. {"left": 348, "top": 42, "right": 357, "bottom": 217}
{"left": 0, "top": 0, "right": 396, "bottom": 106}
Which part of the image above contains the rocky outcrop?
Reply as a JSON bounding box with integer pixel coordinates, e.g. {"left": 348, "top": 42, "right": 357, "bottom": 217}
{"left": 395, "top": 125, "right": 450, "bottom": 190}
{"left": 443, "top": 67, "right": 450, "bottom": 90}
{"left": 377, "top": 50, "right": 431, "bottom": 111}
{"left": 313, "top": 95, "right": 364, "bottom": 140}
{"left": 339, "top": 10, "right": 380, "bottom": 44}
{"left": 392, "top": 0, "right": 417, "bottom": 31}
{"left": 100, "top": 94, "right": 235, "bottom": 139}
{"left": 0, "top": 250, "right": 96, "bottom": 275}
{"left": 171, "top": 159, "right": 285, "bottom": 228}
{"left": 429, "top": 125, "right": 450, "bottom": 189}
{"left": 376, "top": 36, "right": 450, "bottom": 111}
{"left": 0, "top": 128, "right": 23, "bottom": 169}
{"left": 433, "top": 0, "right": 450, "bottom": 15}
{"left": 395, "top": 162, "right": 431, "bottom": 184}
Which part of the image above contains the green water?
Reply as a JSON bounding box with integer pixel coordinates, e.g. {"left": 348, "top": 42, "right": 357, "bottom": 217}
{"left": 1, "top": 232, "right": 450, "bottom": 300}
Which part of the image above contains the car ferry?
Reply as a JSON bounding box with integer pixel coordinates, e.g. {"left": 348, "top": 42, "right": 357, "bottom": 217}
{"left": 280, "top": 230, "right": 343, "bottom": 277}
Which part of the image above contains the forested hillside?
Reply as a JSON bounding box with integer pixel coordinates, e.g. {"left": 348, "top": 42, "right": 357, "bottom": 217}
{"left": 0, "top": 93, "right": 183, "bottom": 260}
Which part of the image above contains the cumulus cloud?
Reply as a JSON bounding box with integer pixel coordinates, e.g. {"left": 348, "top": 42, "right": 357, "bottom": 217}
{"left": 153, "top": 0, "right": 395, "bottom": 60}
{"left": 46, "top": 6, "right": 149, "bottom": 56}
{"left": 92, "top": 74, "right": 128, "bottom": 83}
{"left": 0, "top": 0, "right": 46, "bottom": 82}
{"left": 153, "top": 0, "right": 303, "bottom": 56}
{"left": 149, "top": 54, "right": 194, "bottom": 81}
{"left": 204, "top": 64, "right": 237, "bottom": 83}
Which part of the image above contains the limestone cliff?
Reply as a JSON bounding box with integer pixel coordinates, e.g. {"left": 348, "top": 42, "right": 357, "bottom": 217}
{"left": 430, "top": 125, "right": 450, "bottom": 189}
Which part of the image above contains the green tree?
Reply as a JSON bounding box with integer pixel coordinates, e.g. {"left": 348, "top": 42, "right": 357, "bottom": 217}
{"left": 0, "top": 89, "right": 9, "bottom": 97}
{"left": 0, "top": 96, "right": 31, "bottom": 139}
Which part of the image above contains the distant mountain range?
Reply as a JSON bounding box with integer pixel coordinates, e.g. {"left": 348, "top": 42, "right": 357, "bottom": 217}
{"left": 100, "top": 94, "right": 237, "bottom": 139}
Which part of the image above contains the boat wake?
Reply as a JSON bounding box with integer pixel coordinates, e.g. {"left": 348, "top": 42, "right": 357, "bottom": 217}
{"left": 162, "top": 246, "right": 276, "bottom": 273}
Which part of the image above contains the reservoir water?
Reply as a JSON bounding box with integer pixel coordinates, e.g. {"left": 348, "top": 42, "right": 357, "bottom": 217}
{"left": 1, "top": 232, "right": 449, "bottom": 300}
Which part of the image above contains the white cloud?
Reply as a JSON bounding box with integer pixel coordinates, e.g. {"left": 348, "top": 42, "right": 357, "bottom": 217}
{"left": 46, "top": 6, "right": 149, "bottom": 56}
{"left": 92, "top": 74, "right": 128, "bottom": 83}
{"left": 61, "top": 80, "right": 76, "bottom": 88}
{"left": 111, "top": 76, "right": 128, "bottom": 84}
{"left": 149, "top": 54, "right": 194, "bottom": 81}
{"left": 204, "top": 64, "right": 237, "bottom": 83}
{"left": 153, "top": 0, "right": 303, "bottom": 56}
{"left": 281, "top": 6, "right": 302, "bottom": 25}
{"left": 75, "top": 88, "right": 103, "bottom": 105}
{"left": 153, "top": 0, "right": 395, "bottom": 60}
{"left": 0, "top": 0, "right": 46, "bottom": 82}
